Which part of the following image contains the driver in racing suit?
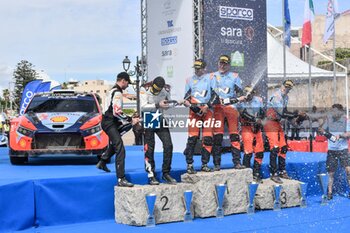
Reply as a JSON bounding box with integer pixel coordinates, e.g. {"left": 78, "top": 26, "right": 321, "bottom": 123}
{"left": 211, "top": 55, "right": 246, "bottom": 171}
{"left": 239, "top": 86, "right": 265, "bottom": 183}
{"left": 183, "top": 59, "right": 219, "bottom": 173}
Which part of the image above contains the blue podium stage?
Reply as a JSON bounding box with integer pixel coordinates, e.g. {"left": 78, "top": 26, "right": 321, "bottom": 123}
{"left": 0, "top": 147, "right": 349, "bottom": 233}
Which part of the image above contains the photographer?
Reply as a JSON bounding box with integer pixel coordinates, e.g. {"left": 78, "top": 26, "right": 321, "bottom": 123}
{"left": 319, "top": 104, "right": 350, "bottom": 200}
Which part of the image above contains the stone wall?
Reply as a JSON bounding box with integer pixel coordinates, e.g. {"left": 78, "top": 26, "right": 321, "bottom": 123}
{"left": 268, "top": 77, "right": 350, "bottom": 108}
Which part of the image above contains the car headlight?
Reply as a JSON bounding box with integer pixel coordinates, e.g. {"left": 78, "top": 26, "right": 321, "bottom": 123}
{"left": 17, "top": 126, "right": 34, "bottom": 137}
{"left": 83, "top": 124, "right": 102, "bottom": 135}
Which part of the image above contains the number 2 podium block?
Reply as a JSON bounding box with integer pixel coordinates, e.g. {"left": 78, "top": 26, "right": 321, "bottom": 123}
{"left": 181, "top": 169, "right": 253, "bottom": 218}
{"left": 115, "top": 183, "right": 193, "bottom": 226}
{"left": 255, "top": 179, "right": 302, "bottom": 209}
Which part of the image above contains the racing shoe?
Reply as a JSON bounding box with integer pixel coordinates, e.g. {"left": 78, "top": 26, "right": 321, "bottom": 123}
{"left": 327, "top": 192, "right": 333, "bottom": 200}
{"left": 162, "top": 173, "right": 177, "bottom": 185}
{"left": 187, "top": 164, "right": 197, "bottom": 174}
{"left": 279, "top": 170, "right": 292, "bottom": 180}
{"left": 253, "top": 175, "right": 263, "bottom": 184}
{"left": 233, "top": 163, "right": 246, "bottom": 169}
{"left": 201, "top": 164, "right": 212, "bottom": 172}
{"left": 148, "top": 176, "right": 160, "bottom": 185}
{"left": 213, "top": 165, "right": 221, "bottom": 171}
{"left": 118, "top": 177, "right": 134, "bottom": 187}
{"left": 96, "top": 160, "right": 111, "bottom": 173}
{"left": 270, "top": 174, "right": 283, "bottom": 184}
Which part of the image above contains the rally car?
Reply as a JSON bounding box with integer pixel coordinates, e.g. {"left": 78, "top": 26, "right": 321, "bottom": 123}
{"left": 9, "top": 90, "right": 109, "bottom": 164}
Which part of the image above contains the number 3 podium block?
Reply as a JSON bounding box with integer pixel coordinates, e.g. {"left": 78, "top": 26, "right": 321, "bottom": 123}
{"left": 255, "top": 179, "right": 302, "bottom": 209}
{"left": 181, "top": 169, "right": 253, "bottom": 218}
{"left": 115, "top": 183, "right": 192, "bottom": 226}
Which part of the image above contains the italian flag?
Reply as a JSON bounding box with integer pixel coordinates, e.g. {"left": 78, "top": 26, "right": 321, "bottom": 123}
{"left": 302, "top": 0, "right": 315, "bottom": 46}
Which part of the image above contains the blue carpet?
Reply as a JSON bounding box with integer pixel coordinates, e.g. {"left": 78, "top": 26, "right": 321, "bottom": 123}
{"left": 17, "top": 196, "right": 350, "bottom": 233}
{"left": 0, "top": 147, "right": 349, "bottom": 232}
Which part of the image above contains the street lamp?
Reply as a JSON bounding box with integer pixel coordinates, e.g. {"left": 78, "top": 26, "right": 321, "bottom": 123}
{"left": 122, "top": 56, "right": 131, "bottom": 72}
{"left": 122, "top": 56, "right": 143, "bottom": 114}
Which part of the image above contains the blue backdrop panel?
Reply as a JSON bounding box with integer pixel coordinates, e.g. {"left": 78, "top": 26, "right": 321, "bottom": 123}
{"left": 0, "top": 181, "right": 35, "bottom": 232}
{"left": 203, "top": 0, "right": 268, "bottom": 96}
{"left": 34, "top": 176, "right": 116, "bottom": 227}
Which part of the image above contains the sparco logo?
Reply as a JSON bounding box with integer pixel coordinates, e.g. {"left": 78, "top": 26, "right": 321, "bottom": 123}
{"left": 219, "top": 6, "right": 254, "bottom": 21}
{"left": 20, "top": 91, "right": 34, "bottom": 115}
{"left": 161, "top": 36, "right": 177, "bottom": 46}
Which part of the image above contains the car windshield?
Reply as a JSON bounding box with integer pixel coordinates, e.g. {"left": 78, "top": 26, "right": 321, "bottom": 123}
{"left": 25, "top": 96, "right": 98, "bottom": 113}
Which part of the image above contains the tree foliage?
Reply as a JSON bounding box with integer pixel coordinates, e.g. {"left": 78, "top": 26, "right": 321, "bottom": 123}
{"left": 318, "top": 48, "right": 350, "bottom": 66}
{"left": 2, "top": 89, "right": 10, "bottom": 101}
{"left": 335, "top": 48, "right": 350, "bottom": 60}
{"left": 12, "top": 60, "right": 37, "bottom": 112}
{"left": 0, "top": 89, "right": 10, "bottom": 111}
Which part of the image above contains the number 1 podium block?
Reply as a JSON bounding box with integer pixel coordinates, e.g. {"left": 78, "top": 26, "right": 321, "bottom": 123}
{"left": 255, "top": 179, "right": 302, "bottom": 209}
{"left": 115, "top": 183, "right": 192, "bottom": 226}
{"left": 181, "top": 169, "right": 253, "bottom": 218}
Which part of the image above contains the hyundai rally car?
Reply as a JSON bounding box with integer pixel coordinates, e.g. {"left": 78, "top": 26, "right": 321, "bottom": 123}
{"left": 9, "top": 91, "right": 109, "bottom": 164}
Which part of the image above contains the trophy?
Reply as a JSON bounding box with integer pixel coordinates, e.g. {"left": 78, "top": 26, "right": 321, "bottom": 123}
{"left": 299, "top": 182, "right": 308, "bottom": 208}
{"left": 273, "top": 185, "right": 282, "bottom": 211}
{"left": 215, "top": 184, "right": 226, "bottom": 218}
{"left": 318, "top": 173, "right": 329, "bottom": 205}
{"left": 247, "top": 182, "right": 259, "bottom": 214}
{"left": 145, "top": 193, "right": 157, "bottom": 227}
{"left": 183, "top": 190, "right": 193, "bottom": 222}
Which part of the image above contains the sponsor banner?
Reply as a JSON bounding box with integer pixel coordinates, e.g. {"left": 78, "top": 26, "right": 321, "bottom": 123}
{"left": 19, "top": 80, "right": 43, "bottom": 116}
{"left": 203, "top": 0, "right": 267, "bottom": 99}
{"left": 36, "top": 81, "right": 51, "bottom": 93}
{"left": 19, "top": 80, "right": 61, "bottom": 115}
{"left": 147, "top": 0, "right": 193, "bottom": 100}
{"left": 147, "top": 0, "right": 193, "bottom": 152}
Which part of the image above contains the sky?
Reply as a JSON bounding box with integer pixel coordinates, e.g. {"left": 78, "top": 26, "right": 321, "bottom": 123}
{"left": 0, "top": 0, "right": 350, "bottom": 95}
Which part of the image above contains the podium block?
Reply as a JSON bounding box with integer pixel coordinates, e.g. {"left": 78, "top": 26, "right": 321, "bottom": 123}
{"left": 255, "top": 179, "right": 302, "bottom": 209}
{"left": 181, "top": 169, "right": 253, "bottom": 218}
{"left": 115, "top": 183, "right": 193, "bottom": 226}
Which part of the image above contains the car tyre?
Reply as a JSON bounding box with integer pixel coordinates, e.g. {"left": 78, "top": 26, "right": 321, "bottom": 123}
{"left": 10, "top": 156, "right": 28, "bottom": 165}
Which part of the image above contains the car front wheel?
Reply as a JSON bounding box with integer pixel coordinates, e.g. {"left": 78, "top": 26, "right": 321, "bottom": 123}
{"left": 9, "top": 156, "right": 28, "bottom": 165}
{"left": 9, "top": 149, "right": 28, "bottom": 165}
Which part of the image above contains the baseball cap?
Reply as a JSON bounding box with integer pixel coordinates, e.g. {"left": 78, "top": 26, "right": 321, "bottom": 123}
{"left": 117, "top": 72, "right": 131, "bottom": 84}
{"left": 193, "top": 59, "right": 206, "bottom": 69}
{"left": 152, "top": 76, "right": 165, "bottom": 92}
{"left": 243, "top": 85, "right": 254, "bottom": 95}
{"left": 219, "top": 55, "right": 231, "bottom": 64}
{"left": 283, "top": 80, "right": 294, "bottom": 89}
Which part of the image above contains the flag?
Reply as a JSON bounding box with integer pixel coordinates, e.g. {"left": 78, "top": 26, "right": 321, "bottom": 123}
{"left": 19, "top": 79, "right": 43, "bottom": 115}
{"left": 36, "top": 81, "right": 51, "bottom": 93}
{"left": 302, "top": 0, "right": 315, "bottom": 46}
{"left": 323, "top": 0, "right": 339, "bottom": 43}
{"left": 49, "top": 80, "right": 61, "bottom": 90}
{"left": 19, "top": 80, "right": 61, "bottom": 115}
{"left": 284, "top": 0, "right": 291, "bottom": 47}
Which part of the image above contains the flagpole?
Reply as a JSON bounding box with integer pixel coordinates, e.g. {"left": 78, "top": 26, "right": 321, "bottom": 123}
{"left": 332, "top": 0, "right": 337, "bottom": 104}
{"left": 346, "top": 68, "right": 349, "bottom": 119}
{"left": 283, "top": 0, "right": 286, "bottom": 81}
{"left": 308, "top": 45, "right": 312, "bottom": 109}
